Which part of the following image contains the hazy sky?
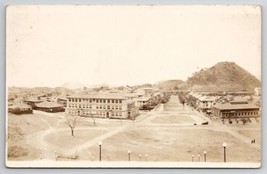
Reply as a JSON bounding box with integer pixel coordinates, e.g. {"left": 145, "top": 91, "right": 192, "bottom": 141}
{"left": 7, "top": 5, "right": 261, "bottom": 87}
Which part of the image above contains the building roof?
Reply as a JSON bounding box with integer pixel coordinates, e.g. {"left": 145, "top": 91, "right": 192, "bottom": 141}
{"left": 124, "top": 93, "right": 139, "bottom": 98}
{"left": 198, "top": 96, "right": 216, "bottom": 102}
{"left": 68, "top": 93, "right": 127, "bottom": 100}
{"left": 57, "top": 95, "right": 68, "bottom": 101}
{"left": 212, "top": 103, "right": 259, "bottom": 111}
{"left": 137, "top": 97, "right": 151, "bottom": 102}
{"left": 36, "top": 101, "right": 63, "bottom": 108}
{"left": 26, "top": 97, "right": 43, "bottom": 103}
{"left": 9, "top": 103, "right": 32, "bottom": 109}
{"left": 154, "top": 92, "right": 162, "bottom": 96}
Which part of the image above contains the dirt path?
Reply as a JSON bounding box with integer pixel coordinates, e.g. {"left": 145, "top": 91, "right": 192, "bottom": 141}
{"left": 25, "top": 95, "right": 259, "bottom": 160}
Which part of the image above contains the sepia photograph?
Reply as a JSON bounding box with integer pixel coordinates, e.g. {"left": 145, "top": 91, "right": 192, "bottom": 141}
{"left": 6, "top": 5, "right": 261, "bottom": 168}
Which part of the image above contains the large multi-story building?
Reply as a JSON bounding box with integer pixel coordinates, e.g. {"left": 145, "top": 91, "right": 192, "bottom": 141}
{"left": 66, "top": 93, "right": 138, "bottom": 119}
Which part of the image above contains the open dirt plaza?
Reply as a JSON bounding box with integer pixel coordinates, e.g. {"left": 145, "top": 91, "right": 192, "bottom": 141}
{"left": 7, "top": 95, "right": 261, "bottom": 165}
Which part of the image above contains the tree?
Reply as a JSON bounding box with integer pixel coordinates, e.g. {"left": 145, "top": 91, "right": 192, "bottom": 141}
{"left": 241, "top": 118, "right": 248, "bottom": 125}
{"left": 64, "top": 115, "right": 79, "bottom": 136}
{"left": 12, "top": 107, "right": 22, "bottom": 115}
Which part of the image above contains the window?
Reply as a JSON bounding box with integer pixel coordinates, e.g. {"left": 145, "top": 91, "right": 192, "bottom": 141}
{"left": 100, "top": 105, "right": 102, "bottom": 109}
{"left": 107, "top": 100, "right": 110, "bottom": 103}
{"left": 112, "top": 100, "right": 114, "bottom": 103}
{"left": 103, "top": 100, "right": 106, "bottom": 103}
{"left": 119, "top": 100, "right": 122, "bottom": 103}
{"left": 96, "top": 99, "right": 99, "bottom": 103}
{"left": 116, "top": 100, "right": 118, "bottom": 103}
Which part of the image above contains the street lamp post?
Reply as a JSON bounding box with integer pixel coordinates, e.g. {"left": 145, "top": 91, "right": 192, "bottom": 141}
{"left": 98, "top": 141, "right": 102, "bottom": 161}
{"left": 139, "top": 154, "right": 142, "bottom": 161}
{"left": 203, "top": 151, "right": 207, "bottom": 162}
{"left": 54, "top": 150, "right": 57, "bottom": 160}
{"left": 223, "top": 142, "right": 227, "bottom": 162}
{"left": 198, "top": 154, "right": 201, "bottom": 162}
{"left": 192, "top": 155, "right": 194, "bottom": 162}
{"left": 128, "top": 150, "right": 131, "bottom": 161}
{"left": 145, "top": 154, "right": 148, "bottom": 161}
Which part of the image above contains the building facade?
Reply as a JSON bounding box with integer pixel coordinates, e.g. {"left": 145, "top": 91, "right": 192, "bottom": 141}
{"left": 211, "top": 101, "right": 260, "bottom": 119}
{"left": 36, "top": 101, "right": 65, "bottom": 112}
{"left": 66, "top": 93, "right": 139, "bottom": 119}
{"left": 8, "top": 103, "right": 33, "bottom": 114}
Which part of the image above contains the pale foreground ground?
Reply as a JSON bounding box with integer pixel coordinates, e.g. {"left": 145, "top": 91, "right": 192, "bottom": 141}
{"left": 7, "top": 95, "right": 261, "bottom": 167}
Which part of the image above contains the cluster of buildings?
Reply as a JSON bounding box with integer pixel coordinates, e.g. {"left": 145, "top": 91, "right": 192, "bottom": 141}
{"left": 183, "top": 89, "right": 261, "bottom": 122}
{"left": 8, "top": 94, "right": 66, "bottom": 115}
{"left": 8, "top": 86, "right": 167, "bottom": 120}
{"left": 65, "top": 87, "right": 167, "bottom": 119}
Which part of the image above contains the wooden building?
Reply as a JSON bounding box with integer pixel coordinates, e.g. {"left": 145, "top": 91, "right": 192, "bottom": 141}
{"left": 25, "top": 97, "right": 43, "bottom": 109}
{"left": 36, "top": 101, "right": 65, "bottom": 112}
{"left": 211, "top": 101, "right": 260, "bottom": 119}
{"left": 8, "top": 103, "right": 33, "bottom": 114}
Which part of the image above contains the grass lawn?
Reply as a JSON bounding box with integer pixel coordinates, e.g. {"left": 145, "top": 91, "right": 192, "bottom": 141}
{"left": 237, "top": 130, "right": 261, "bottom": 144}
{"left": 45, "top": 129, "right": 108, "bottom": 148}
{"left": 7, "top": 114, "right": 47, "bottom": 160}
{"left": 83, "top": 127, "right": 260, "bottom": 162}
{"left": 151, "top": 115, "right": 195, "bottom": 124}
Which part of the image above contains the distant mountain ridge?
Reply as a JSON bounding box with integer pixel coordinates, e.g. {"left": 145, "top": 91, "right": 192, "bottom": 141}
{"left": 179, "top": 61, "right": 261, "bottom": 91}
{"left": 60, "top": 82, "right": 109, "bottom": 89}
{"left": 154, "top": 80, "right": 184, "bottom": 89}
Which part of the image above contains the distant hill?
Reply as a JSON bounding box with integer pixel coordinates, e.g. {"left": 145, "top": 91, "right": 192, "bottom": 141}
{"left": 179, "top": 61, "right": 261, "bottom": 92}
{"left": 154, "top": 80, "right": 184, "bottom": 89}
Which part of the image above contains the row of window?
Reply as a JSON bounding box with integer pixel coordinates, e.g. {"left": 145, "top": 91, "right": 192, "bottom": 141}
{"left": 223, "top": 111, "right": 258, "bottom": 117}
{"left": 69, "top": 98, "right": 123, "bottom": 104}
{"left": 68, "top": 104, "right": 123, "bottom": 110}
{"left": 68, "top": 110, "right": 123, "bottom": 117}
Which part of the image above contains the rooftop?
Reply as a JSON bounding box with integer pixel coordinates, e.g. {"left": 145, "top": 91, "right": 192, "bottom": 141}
{"left": 212, "top": 103, "right": 259, "bottom": 110}
{"left": 137, "top": 97, "right": 151, "bottom": 101}
{"left": 9, "top": 103, "right": 32, "bottom": 109}
{"left": 68, "top": 93, "right": 127, "bottom": 100}
{"left": 36, "top": 101, "right": 63, "bottom": 108}
{"left": 26, "top": 97, "right": 43, "bottom": 103}
{"left": 198, "top": 96, "right": 216, "bottom": 102}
